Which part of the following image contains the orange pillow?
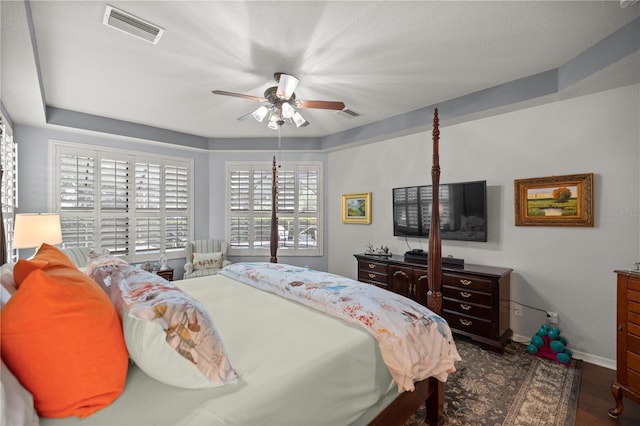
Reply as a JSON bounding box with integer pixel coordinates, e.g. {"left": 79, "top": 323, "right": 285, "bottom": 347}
{"left": 13, "top": 244, "right": 77, "bottom": 286}
{"left": 12, "top": 259, "right": 49, "bottom": 286}
{"left": 0, "top": 266, "right": 128, "bottom": 418}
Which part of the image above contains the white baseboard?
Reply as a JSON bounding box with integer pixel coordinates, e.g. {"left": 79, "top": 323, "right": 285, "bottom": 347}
{"left": 511, "top": 333, "right": 616, "bottom": 370}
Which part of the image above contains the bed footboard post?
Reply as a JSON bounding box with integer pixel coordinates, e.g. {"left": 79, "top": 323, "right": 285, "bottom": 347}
{"left": 425, "top": 378, "right": 444, "bottom": 426}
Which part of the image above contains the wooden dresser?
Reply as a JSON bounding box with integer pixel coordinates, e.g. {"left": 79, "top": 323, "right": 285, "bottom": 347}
{"left": 610, "top": 270, "right": 640, "bottom": 418}
{"left": 355, "top": 254, "right": 512, "bottom": 353}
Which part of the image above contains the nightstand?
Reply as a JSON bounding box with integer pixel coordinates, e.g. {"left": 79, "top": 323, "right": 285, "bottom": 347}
{"left": 156, "top": 268, "right": 174, "bottom": 281}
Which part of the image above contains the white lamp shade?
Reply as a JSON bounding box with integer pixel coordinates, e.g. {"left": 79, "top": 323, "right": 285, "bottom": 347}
{"left": 292, "top": 112, "right": 309, "bottom": 128}
{"left": 13, "top": 213, "right": 63, "bottom": 249}
{"left": 281, "top": 102, "right": 295, "bottom": 119}
{"left": 252, "top": 106, "right": 269, "bottom": 122}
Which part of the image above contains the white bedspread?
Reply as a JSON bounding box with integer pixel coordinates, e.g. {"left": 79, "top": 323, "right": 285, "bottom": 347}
{"left": 41, "top": 274, "right": 397, "bottom": 425}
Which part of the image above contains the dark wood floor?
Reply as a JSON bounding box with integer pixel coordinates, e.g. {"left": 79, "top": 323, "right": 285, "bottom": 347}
{"left": 576, "top": 362, "right": 640, "bottom": 425}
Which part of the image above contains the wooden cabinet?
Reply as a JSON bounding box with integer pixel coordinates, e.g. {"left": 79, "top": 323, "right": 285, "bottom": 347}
{"left": 355, "top": 254, "right": 512, "bottom": 353}
{"left": 610, "top": 270, "right": 640, "bottom": 418}
{"left": 389, "top": 264, "right": 429, "bottom": 306}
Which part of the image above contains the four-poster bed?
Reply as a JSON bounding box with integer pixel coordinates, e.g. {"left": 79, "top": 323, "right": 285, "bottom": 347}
{"left": 4, "top": 110, "right": 454, "bottom": 426}
{"left": 266, "top": 109, "right": 447, "bottom": 425}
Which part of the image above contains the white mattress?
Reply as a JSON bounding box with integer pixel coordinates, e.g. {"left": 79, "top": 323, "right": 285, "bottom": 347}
{"left": 41, "top": 274, "right": 397, "bottom": 425}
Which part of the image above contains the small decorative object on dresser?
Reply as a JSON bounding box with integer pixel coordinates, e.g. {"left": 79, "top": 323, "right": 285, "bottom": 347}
{"left": 354, "top": 253, "right": 513, "bottom": 353}
{"left": 364, "top": 243, "right": 391, "bottom": 257}
{"left": 610, "top": 269, "right": 640, "bottom": 418}
{"left": 159, "top": 250, "right": 168, "bottom": 270}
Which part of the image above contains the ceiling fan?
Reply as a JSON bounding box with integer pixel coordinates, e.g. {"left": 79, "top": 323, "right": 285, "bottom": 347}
{"left": 212, "top": 73, "right": 346, "bottom": 130}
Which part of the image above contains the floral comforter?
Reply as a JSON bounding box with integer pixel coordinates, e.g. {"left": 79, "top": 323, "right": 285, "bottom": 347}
{"left": 220, "top": 262, "right": 460, "bottom": 392}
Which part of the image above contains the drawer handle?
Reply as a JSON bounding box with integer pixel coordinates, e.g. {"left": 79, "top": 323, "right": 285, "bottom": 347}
{"left": 368, "top": 273, "right": 376, "bottom": 279}
{"left": 460, "top": 291, "right": 472, "bottom": 298}
{"left": 459, "top": 319, "right": 473, "bottom": 326}
{"left": 460, "top": 303, "right": 471, "bottom": 310}
{"left": 460, "top": 279, "right": 472, "bottom": 286}
{"left": 368, "top": 263, "right": 376, "bottom": 269}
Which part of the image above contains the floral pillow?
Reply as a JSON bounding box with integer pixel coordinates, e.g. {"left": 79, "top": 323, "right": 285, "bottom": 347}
{"left": 88, "top": 260, "right": 237, "bottom": 389}
{"left": 192, "top": 252, "right": 223, "bottom": 270}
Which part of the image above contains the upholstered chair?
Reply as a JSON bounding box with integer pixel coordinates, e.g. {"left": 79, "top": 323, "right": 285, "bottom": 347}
{"left": 183, "top": 239, "right": 231, "bottom": 279}
{"left": 61, "top": 247, "right": 110, "bottom": 269}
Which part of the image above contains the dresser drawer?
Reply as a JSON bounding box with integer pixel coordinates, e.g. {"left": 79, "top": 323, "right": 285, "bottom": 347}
{"left": 358, "top": 260, "right": 388, "bottom": 274}
{"left": 629, "top": 368, "right": 640, "bottom": 391}
{"left": 358, "top": 270, "right": 387, "bottom": 286}
{"left": 629, "top": 333, "right": 640, "bottom": 354}
{"left": 443, "top": 299, "right": 492, "bottom": 321}
{"left": 443, "top": 272, "right": 494, "bottom": 293}
{"left": 443, "top": 286, "right": 493, "bottom": 306}
{"left": 629, "top": 350, "right": 640, "bottom": 374}
{"left": 444, "top": 311, "right": 492, "bottom": 337}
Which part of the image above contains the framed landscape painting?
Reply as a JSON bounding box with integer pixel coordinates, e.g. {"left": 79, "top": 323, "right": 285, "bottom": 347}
{"left": 342, "top": 192, "right": 372, "bottom": 224}
{"left": 514, "top": 173, "right": 594, "bottom": 226}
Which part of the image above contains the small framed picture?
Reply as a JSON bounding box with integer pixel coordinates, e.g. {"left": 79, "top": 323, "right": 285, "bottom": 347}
{"left": 514, "top": 173, "right": 594, "bottom": 226}
{"left": 341, "top": 192, "right": 372, "bottom": 224}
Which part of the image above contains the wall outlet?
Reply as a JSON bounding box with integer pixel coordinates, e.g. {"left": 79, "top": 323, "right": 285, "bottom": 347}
{"left": 547, "top": 311, "right": 559, "bottom": 324}
{"left": 513, "top": 303, "right": 523, "bottom": 317}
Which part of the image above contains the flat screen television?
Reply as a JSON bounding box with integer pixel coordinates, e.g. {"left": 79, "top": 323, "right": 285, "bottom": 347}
{"left": 393, "top": 180, "right": 487, "bottom": 242}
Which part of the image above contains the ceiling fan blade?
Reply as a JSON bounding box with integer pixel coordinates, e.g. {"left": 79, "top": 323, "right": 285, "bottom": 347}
{"left": 237, "top": 112, "right": 255, "bottom": 121}
{"left": 297, "top": 100, "right": 346, "bottom": 110}
{"left": 276, "top": 74, "right": 299, "bottom": 100}
{"left": 211, "top": 90, "right": 265, "bottom": 102}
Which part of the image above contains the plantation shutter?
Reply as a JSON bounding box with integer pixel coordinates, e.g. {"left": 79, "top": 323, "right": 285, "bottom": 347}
{"left": 0, "top": 120, "right": 18, "bottom": 254}
{"left": 100, "top": 158, "right": 130, "bottom": 254}
{"left": 52, "top": 141, "right": 193, "bottom": 262}
{"left": 227, "top": 162, "right": 322, "bottom": 256}
{"left": 163, "top": 164, "right": 189, "bottom": 250}
{"left": 296, "top": 168, "right": 318, "bottom": 250}
{"left": 135, "top": 162, "right": 161, "bottom": 255}
{"left": 59, "top": 153, "right": 96, "bottom": 247}
{"left": 229, "top": 170, "right": 250, "bottom": 249}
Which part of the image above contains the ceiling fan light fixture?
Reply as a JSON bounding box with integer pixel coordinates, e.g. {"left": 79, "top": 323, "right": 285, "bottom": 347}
{"left": 281, "top": 102, "right": 295, "bottom": 119}
{"left": 292, "top": 112, "right": 309, "bottom": 128}
{"left": 275, "top": 74, "right": 299, "bottom": 100}
{"left": 267, "top": 118, "right": 280, "bottom": 130}
{"left": 252, "top": 106, "right": 269, "bottom": 122}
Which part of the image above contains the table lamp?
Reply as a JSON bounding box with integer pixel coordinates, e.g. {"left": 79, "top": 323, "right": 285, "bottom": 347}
{"left": 12, "top": 213, "right": 63, "bottom": 257}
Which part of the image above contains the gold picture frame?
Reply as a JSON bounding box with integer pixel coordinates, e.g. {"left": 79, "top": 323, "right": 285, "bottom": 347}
{"left": 514, "top": 173, "right": 594, "bottom": 226}
{"left": 342, "top": 192, "right": 372, "bottom": 224}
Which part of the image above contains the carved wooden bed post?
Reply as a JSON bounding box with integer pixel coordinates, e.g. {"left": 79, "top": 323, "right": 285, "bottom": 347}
{"left": 427, "top": 108, "right": 442, "bottom": 315}
{"left": 270, "top": 155, "right": 278, "bottom": 263}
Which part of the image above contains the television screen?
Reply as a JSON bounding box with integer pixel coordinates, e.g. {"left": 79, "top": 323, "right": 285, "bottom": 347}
{"left": 393, "top": 180, "right": 487, "bottom": 242}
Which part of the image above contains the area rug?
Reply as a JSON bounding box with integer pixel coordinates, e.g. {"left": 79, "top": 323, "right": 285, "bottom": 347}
{"left": 405, "top": 338, "right": 583, "bottom": 426}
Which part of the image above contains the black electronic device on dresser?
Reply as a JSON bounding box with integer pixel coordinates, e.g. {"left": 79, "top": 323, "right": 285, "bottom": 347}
{"left": 355, "top": 253, "right": 513, "bottom": 353}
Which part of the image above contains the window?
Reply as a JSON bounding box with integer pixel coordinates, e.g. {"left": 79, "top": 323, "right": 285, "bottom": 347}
{"left": 227, "top": 161, "right": 322, "bottom": 256}
{"left": 52, "top": 141, "right": 193, "bottom": 262}
{"left": 0, "top": 117, "right": 18, "bottom": 256}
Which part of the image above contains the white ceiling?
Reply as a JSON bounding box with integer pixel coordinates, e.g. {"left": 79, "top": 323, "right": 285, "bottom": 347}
{"left": 1, "top": 1, "right": 638, "bottom": 140}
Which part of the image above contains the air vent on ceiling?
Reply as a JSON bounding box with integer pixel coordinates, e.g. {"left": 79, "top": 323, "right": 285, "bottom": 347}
{"left": 337, "top": 108, "right": 361, "bottom": 119}
{"left": 103, "top": 5, "right": 164, "bottom": 45}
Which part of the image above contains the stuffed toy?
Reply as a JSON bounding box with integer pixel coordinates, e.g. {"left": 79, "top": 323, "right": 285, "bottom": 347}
{"left": 526, "top": 324, "right": 572, "bottom": 365}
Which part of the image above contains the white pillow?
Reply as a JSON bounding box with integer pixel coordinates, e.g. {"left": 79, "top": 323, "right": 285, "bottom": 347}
{"left": 102, "top": 264, "right": 237, "bottom": 389}
{"left": 192, "top": 252, "right": 223, "bottom": 270}
{"left": 0, "top": 360, "right": 39, "bottom": 426}
{"left": 0, "top": 263, "right": 16, "bottom": 295}
{"left": 122, "top": 306, "right": 226, "bottom": 389}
